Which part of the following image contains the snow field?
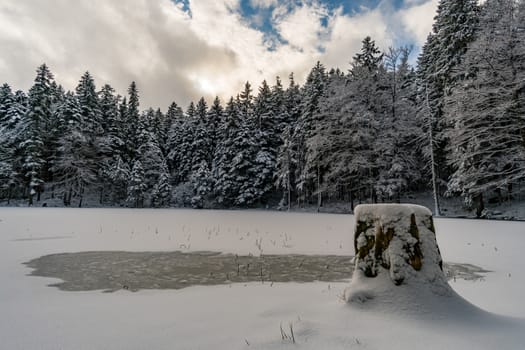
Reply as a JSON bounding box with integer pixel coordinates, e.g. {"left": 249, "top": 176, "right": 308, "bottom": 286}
{"left": 0, "top": 208, "right": 524, "bottom": 349}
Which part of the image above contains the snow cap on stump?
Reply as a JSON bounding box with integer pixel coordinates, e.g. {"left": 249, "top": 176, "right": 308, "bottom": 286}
{"left": 345, "top": 204, "right": 453, "bottom": 304}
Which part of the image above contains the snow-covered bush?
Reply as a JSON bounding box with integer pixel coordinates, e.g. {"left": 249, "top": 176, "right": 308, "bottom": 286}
{"left": 172, "top": 182, "right": 193, "bottom": 207}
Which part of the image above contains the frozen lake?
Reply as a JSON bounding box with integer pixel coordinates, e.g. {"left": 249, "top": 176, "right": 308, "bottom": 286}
{"left": 1, "top": 208, "right": 524, "bottom": 349}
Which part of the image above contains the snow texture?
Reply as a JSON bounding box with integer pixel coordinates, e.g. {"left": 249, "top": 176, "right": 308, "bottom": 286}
{"left": 1, "top": 208, "right": 525, "bottom": 349}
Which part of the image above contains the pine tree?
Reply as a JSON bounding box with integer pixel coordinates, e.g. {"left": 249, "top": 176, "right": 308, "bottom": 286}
{"left": 127, "top": 160, "right": 146, "bottom": 208}
{"left": 140, "top": 135, "right": 168, "bottom": 204}
{"left": 190, "top": 160, "right": 212, "bottom": 208}
{"left": 0, "top": 89, "right": 27, "bottom": 203}
{"left": 0, "top": 84, "right": 13, "bottom": 124}
{"left": 174, "top": 102, "right": 197, "bottom": 183}
{"left": 163, "top": 102, "right": 183, "bottom": 157}
{"left": 23, "top": 64, "right": 56, "bottom": 204}
{"left": 53, "top": 92, "right": 98, "bottom": 207}
{"left": 152, "top": 171, "right": 172, "bottom": 208}
{"left": 167, "top": 104, "right": 189, "bottom": 184}
{"left": 207, "top": 96, "right": 224, "bottom": 159}
{"left": 254, "top": 80, "right": 272, "bottom": 129}
{"left": 104, "top": 155, "right": 130, "bottom": 204}
{"left": 192, "top": 97, "right": 212, "bottom": 169}
{"left": 275, "top": 74, "right": 302, "bottom": 207}
{"left": 294, "top": 61, "right": 328, "bottom": 206}
{"left": 213, "top": 97, "right": 248, "bottom": 205}
{"left": 232, "top": 83, "right": 263, "bottom": 205}
{"left": 97, "top": 85, "right": 126, "bottom": 204}
{"left": 285, "top": 73, "right": 302, "bottom": 126}
{"left": 353, "top": 36, "right": 384, "bottom": 71}
{"left": 270, "top": 76, "right": 289, "bottom": 131}
{"left": 76, "top": 71, "right": 102, "bottom": 136}
{"left": 99, "top": 84, "right": 124, "bottom": 155}
{"left": 239, "top": 81, "right": 254, "bottom": 120}
{"left": 275, "top": 125, "right": 296, "bottom": 210}
{"left": 124, "top": 81, "right": 140, "bottom": 161}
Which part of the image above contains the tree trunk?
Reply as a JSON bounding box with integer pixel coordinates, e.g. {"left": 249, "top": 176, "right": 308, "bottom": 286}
{"left": 317, "top": 163, "right": 322, "bottom": 211}
{"left": 78, "top": 186, "right": 84, "bottom": 208}
{"left": 426, "top": 83, "right": 441, "bottom": 217}
{"left": 496, "top": 188, "right": 502, "bottom": 205}
{"left": 475, "top": 193, "right": 484, "bottom": 218}
{"left": 28, "top": 185, "right": 33, "bottom": 206}
{"left": 99, "top": 185, "right": 104, "bottom": 205}
{"left": 67, "top": 188, "right": 72, "bottom": 206}
{"left": 287, "top": 168, "right": 291, "bottom": 211}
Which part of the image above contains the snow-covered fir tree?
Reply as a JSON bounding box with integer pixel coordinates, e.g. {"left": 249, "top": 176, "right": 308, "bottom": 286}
{"left": 0, "top": 87, "right": 27, "bottom": 203}
{"left": 190, "top": 160, "right": 212, "bottom": 209}
{"left": 163, "top": 102, "right": 183, "bottom": 156}
{"left": 252, "top": 80, "right": 280, "bottom": 203}
{"left": 166, "top": 104, "right": 189, "bottom": 184}
{"left": 213, "top": 97, "right": 245, "bottom": 205}
{"left": 293, "top": 61, "right": 327, "bottom": 206}
{"left": 152, "top": 171, "right": 172, "bottom": 208}
{"left": 124, "top": 81, "right": 140, "bottom": 161}
{"left": 76, "top": 71, "right": 102, "bottom": 137}
{"left": 136, "top": 117, "right": 168, "bottom": 205}
{"left": 127, "top": 160, "right": 147, "bottom": 208}
{"left": 170, "top": 102, "right": 197, "bottom": 184}
{"left": 103, "top": 155, "right": 130, "bottom": 204}
{"left": 191, "top": 97, "right": 212, "bottom": 170}
{"left": 23, "top": 64, "right": 56, "bottom": 205}
{"left": 207, "top": 96, "right": 224, "bottom": 162}
{"left": 52, "top": 92, "right": 98, "bottom": 207}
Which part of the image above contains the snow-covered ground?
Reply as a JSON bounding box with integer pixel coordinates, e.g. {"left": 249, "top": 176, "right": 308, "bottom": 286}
{"left": 0, "top": 208, "right": 524, "bottom": 349}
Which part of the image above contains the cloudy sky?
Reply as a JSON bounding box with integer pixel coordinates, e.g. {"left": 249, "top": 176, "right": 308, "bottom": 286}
{"left": 0, "top": 0, "right": 438, "bottom": 109}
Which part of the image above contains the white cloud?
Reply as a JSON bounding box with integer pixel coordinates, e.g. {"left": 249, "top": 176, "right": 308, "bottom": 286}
{"left": 399, "top": 0, "right": 439, "bottom": 44}
{"left": 0, "top": 0, "right": 438, "bottom": 110}
{"left": 273, "top": 3, "right": 329, "bottom": 54}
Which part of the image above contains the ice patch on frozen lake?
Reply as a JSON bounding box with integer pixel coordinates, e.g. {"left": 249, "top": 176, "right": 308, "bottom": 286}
{"left": 25, "top": 251, "right": 489, "bottom": 292}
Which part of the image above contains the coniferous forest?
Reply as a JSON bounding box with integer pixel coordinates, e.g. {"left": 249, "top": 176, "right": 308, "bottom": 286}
{"left": 1, "top": 0, "right": 524, "bottom": 216}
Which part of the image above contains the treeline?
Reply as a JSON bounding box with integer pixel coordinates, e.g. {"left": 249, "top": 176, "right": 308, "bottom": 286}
{"left": 0, "top": 0, "right": 524, "bottom": 215}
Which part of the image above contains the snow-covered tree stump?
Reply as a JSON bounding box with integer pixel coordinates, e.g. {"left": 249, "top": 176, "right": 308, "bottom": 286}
{"left": 345, "top": 204, "right": 453, "bottom": 304}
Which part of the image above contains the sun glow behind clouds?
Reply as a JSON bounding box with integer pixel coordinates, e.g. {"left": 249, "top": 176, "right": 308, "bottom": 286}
{"left": 189, "top": 74, "right": 224, "bottom": 96}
